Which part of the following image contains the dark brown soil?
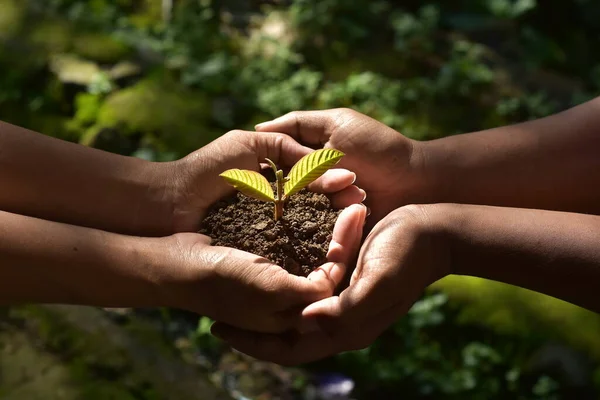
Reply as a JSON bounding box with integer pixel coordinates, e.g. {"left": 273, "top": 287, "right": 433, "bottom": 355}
{"left": 199, "top": 183, "right": 341, "bottom": 277}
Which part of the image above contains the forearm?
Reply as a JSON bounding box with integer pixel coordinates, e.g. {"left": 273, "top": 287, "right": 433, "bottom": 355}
{"left": 436, "top": 204, "right": 600, "bottom": 312}
{"left": 0, "top": 210, "right": 164, "bottom": 307}
{"left": 0, "top": 121, "right": 175, "bottom": 235}
{"left": 415, "top": 97, "right": 600, "bottom": 214}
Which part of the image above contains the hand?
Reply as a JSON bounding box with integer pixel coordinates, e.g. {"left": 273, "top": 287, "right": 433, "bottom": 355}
{"left": 168, "top": 129, "right": 366, "bottom": 233}
{"left": 153, "top": 202, "right": 367, "bottom": 334}
{"left": 255, "top": 109, "right": 428, "bottom": 228}
{"left": 209, "top": 204, "right": 449, "bottom": 363}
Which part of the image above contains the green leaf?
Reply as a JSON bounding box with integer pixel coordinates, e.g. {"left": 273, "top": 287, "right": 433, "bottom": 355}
{"left": 220, "top": 169, "right": 275, "bottom": 202}
{"left": 284, "top": 149, "right": 345, "bottom": 197}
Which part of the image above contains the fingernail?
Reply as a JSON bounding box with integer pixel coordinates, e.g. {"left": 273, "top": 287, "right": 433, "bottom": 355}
{"left": 366, "top": 206, "right": 372, "bottom": 217}
{"left": 308, "top": 268, "right": 327, "bottom": 282}
{"left": 351, "top": 173, "right": 357, "bottom": 185}
{"left": 255, "top": 121, "right": 271, "bottom": 130}
{"left": 359, "top": 189, "right": 367, "bottom": 202}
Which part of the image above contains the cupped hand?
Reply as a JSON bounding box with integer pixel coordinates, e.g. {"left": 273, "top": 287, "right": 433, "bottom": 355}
{"left": 255, "top": 109, "right": 429, "bottom": 228}
{"left": 209, "top": 204, "right": 449, "bottom": 364}
{"left": 156, "top": 202, "right": 367, "bottom": 334}
{"left": 169, "top": 129, "right": 366, "bottom": 233}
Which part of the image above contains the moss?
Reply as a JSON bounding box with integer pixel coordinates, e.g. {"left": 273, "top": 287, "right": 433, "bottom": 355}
{"left": 28, "top": 20, "right": 73, "bottom": 54}
{"left": 1, "top": 305, "right": 231, "bottom": 400}
{"left": 0, "top": 0, "right": 23, "bottom": 40}
{"left": 72, "top": 33, "right": 132, "bottom": 64}
{"left": 96, "top": 76, "right": 215, "bottom": 152}
{"left": 0, "top": 306, "right": 158, "bottom": 399}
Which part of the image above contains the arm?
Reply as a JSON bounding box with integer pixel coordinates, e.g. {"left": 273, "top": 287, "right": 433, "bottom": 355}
{"left": 439, "top": 204, "right": 600, "bottom": 312}
{"left": 417, "top": 97, "right": 600, "bottom": 214}
{"left": 0, "top": 209, "right": 161, "bottom": 306}
{"left": 255, "top": 100, "right": 600, "bottom": 224}
{"left": 0, "top": 205, "right": 364, "bottom": 333}
{"left": 0, "top": 122, "right": 358, "bottom": 235}
{"left": 0, "top": 121, "right": 174, "bottom": 236}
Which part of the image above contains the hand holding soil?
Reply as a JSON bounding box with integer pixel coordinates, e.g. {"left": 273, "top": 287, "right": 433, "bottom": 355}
{"left": 0, "top": 123, "right": 365, "bottom": 337}
{"left": 153, "top": 201, "right": 366, "bottom": 334}
{"left": 191, "top": 148, "right": 368, "bottom": 332}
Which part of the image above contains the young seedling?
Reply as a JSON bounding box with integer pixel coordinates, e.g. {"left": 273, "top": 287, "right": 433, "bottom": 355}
{"left": 219, "top": 148, "right": 345, "bottom": 220}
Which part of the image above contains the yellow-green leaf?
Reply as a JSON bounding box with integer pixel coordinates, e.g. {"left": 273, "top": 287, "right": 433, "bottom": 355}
{"left": 284, "top": 149, "right": 345, "bottom": 197}
{"left": 220, "top": 169, "right": 275, "bottom": 202}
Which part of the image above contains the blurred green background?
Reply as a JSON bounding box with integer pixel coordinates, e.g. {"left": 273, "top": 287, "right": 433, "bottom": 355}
{"left": 1, "top": 0, "right": 600, "bottom": 399}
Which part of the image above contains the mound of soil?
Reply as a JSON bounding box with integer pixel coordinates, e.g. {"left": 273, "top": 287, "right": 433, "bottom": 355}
{"left": 199, "top": 183, "right": 341, "bottom": 277}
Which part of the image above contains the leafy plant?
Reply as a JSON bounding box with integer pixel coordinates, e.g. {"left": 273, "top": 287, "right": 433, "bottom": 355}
{"left": 220, "top": 148, "right": 344, "bottom": 220}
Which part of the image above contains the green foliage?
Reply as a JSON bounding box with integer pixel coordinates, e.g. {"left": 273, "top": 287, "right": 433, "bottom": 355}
{"left": 487, "top": 0, "right": 537, "bottom": 19}
{"left": 1, "top": 0, "right": 600, "bottom": 398}
{"left": 312, "top": 292, "right": 566, "bottom": 399}
{"left": 220, "top": 169, "right": 275, "bottom": 202}
{"left": 221, "top": 149, "right": 344, "bottom": 220}
{"left": 257, "top": 69, "right": 322, "bottom": 117}
{"left": 284, "top": 149, "right": 345, "bottom": 197}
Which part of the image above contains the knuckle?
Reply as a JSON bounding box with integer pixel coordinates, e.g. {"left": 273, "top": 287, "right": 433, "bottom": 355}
{"left": 226, "top": 129, "right": 245, "bottom": 136}
{"left": 224, "top": 129, "right": 246, "bottom": 141}
{"left": 256, "top": 264, "right": 290, "bottom": 297}
{"left": 336, "top": 107, "right": 358, "bottom": 118}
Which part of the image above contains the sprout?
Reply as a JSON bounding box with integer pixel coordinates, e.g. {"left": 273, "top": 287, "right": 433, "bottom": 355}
{"left": 220, "top": 148, "right": 345, "bottom": 220}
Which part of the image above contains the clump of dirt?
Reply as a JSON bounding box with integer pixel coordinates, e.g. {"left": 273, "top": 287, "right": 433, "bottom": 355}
{"left": 199, "top": 183, "right": 341, "bottom": 277}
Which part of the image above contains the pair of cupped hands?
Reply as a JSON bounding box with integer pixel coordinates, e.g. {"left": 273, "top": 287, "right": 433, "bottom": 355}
{"left": 168, "top": 108, "right": 437, "bottom": 365}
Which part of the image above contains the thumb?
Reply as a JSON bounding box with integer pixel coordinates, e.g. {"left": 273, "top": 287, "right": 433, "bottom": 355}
{"left": 299, "top": 216, "right": 403, "bottom": 332}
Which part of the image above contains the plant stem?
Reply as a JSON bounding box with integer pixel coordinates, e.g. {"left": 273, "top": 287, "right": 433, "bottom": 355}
{"left": 274, "top": 169, "right": 284, "bottom": 220}
{"left": 274, "top": 200, "right": 283, "bottom": 221}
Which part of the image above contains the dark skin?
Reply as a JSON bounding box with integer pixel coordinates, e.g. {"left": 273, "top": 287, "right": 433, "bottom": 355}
{"left": 211, "top": 99, "right": 600, "bottom": 365}
{"left": 0, "top": 122, "right": 367, "bottom": 333}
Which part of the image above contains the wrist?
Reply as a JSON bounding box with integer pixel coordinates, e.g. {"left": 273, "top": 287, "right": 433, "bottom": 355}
{"left": 140, "top": 233, "right": 214, "bottom": 314}
{"left": 136, "top": 159, "right": 181, "bottom": 235}
{"left": 96, "top": 234, "right": 168, "bottom": 307}
{"left": 397, "top": 139, "right": 441, "bottom": 207}
{"left": 33, "top": 228, "right": 167, "bottom": 308}
{"left": 398, "top": 203, "right": 455, "bottom": 281}
{"left": 420, "top": 203, "right": 468, "bottom": 278}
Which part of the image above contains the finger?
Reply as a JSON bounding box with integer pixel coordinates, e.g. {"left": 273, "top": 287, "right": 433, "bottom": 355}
{"left": 353, "top": 203, "right": 367, "bottom": 253}
{"left": 204, "top": 249, "right": 330, "bottom": 333}
{"left": 197, "top": 234, "right": 213, "bottom": 245}
{"left": 242, "top": 130, "right": 313, "bottom": 167}
{"left": 281, "top": 269, "right": 337, "bottom": 305}
{"left": 308, "top": 168, "right": 356, "bottom": 194}
{"left": 211, "top": 322, "right": 340, "bottom": 366}
{"left": 303, "top": 204, "right": 366, "bottom": 302}
{"left": 255, "top": 109, "right": 346, "bottom": 146}
{"left": 212, "top": 297, "right": 413, "bottom": 365}
{"left": 327, "top": 204, "right": 367, "bottom": 265}
{"left": 328, "top": 185, "right": 366, "bottom": 209}
{"left": 300, "top": 290, "right": 411, "bottom": 339}
{"left": 303, "top": 216, "right": 403, "bottom": 329}
{"left": 289, "top": 203, "right": 366, "bottom": 292}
